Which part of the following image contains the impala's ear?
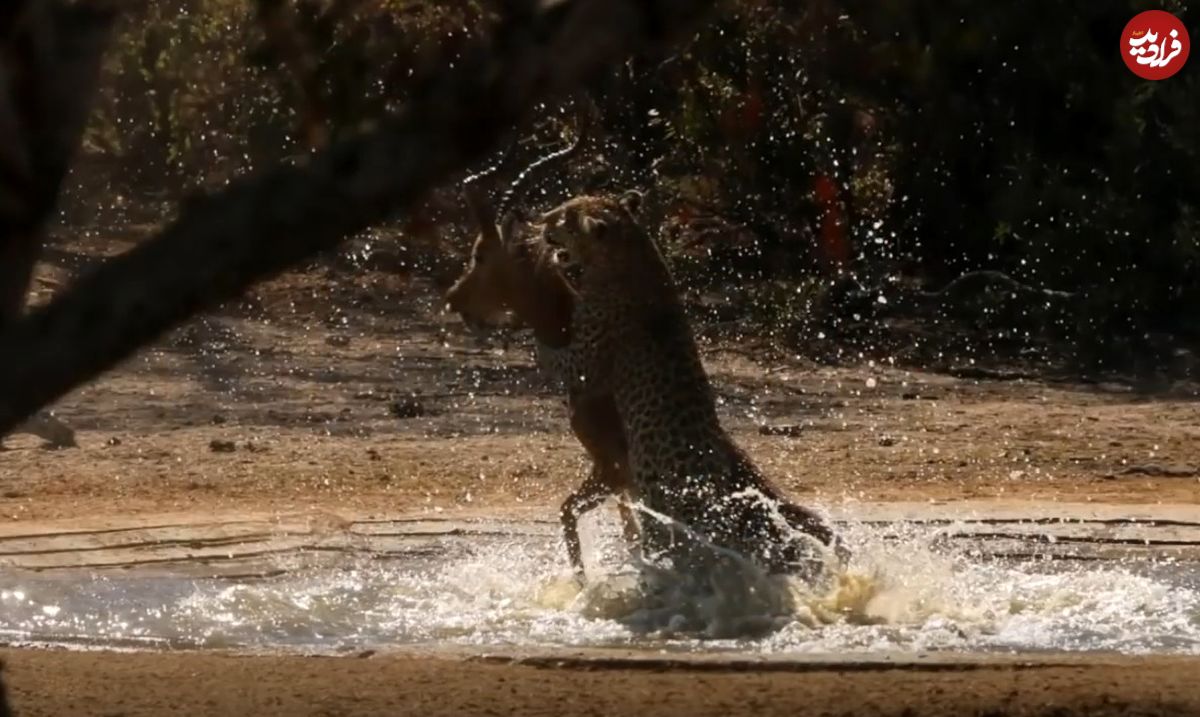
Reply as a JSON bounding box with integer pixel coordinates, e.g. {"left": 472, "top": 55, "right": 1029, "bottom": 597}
{"left": 464, "top": 186, "right": 502, "bottom": 245}
{"left": 499, "top": 210, "right": 521, "bottom": 247}
{"left": 619, "top": 189, "right": 643, "bottom": 217}
{"left": 465, "top": 186, "right": 495, "bottom": 228}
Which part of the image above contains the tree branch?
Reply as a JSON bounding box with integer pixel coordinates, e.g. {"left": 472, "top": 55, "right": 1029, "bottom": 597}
{"left": 0, "top": 1, "right": 115, "bottom": 323}
{"left": 0, "top": 0, "right": 715, "bottom": 437}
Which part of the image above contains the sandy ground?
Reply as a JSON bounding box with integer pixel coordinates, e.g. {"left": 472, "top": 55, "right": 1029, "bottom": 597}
{"left": 2, "top": 237, "right": 1199, "bottom": 715}
{"left": 4, "top": 260, "right": 1200, "bottom": 522}
{"left": 3, "top": 649, "right": 1200, "bottom": 717}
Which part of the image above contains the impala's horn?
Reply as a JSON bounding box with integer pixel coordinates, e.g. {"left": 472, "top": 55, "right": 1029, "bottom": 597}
{"left": 463, "top": 184, "right": 501, "bottom": 244}
{"left": 496, "top": 98, "right": 594, "bottom": 216}
{"left": 458, "top": 127, "right": 519, "bottom": 244}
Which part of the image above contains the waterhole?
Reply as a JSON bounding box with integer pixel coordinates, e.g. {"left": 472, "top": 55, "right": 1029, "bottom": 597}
{"left": 1, "top": 503, "right": 1198, "bottom": 656}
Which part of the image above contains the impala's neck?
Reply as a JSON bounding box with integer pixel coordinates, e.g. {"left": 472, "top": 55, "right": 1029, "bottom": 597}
{"left": 508, "top": 259, "right": 576, "bottom": 349}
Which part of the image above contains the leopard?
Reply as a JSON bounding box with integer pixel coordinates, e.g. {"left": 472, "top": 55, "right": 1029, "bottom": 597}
{"left": 535, "top": 190, "right": 846, "bottom": 577}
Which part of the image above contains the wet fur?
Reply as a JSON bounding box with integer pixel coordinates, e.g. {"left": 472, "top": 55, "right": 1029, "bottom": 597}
{"left": 537, "top": 193, "right": 844, "bottom": 574}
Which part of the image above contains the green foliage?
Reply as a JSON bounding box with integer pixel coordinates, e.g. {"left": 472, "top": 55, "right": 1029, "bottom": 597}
{"left": 86, "top": 0, "right": 275, "bottom": 190}
{"left": 588, "top": 2, "right": 891, "bottom": 281}
{"left": 634, "top": 0, "right": 1199, "bottom": 362}
{"left": 845, "top": 0, "right": 1199, "bottom": 359}
{"left": 81, "top": 0, "right": 483, "bottom": 194}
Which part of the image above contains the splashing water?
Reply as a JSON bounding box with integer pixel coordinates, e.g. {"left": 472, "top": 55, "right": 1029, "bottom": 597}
{"left": 0, "top": 516, "right": 1197, "bottom": 655}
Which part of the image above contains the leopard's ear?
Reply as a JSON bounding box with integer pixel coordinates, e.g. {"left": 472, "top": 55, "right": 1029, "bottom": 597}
{"left": 498, "top": 211, "right": 517, "bottom": 246}
{"left": 563, "top": 207, "right": 606, "bottom": 237}
{"left": 580, "top": 215, "right": 608, "bottom": 238}
{"left": 618, "top": 189, "right": 643, "bottom": 217}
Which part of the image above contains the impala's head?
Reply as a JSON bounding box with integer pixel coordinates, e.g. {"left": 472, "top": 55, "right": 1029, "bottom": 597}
{"left": 445, "top": 187, "right": 519, "bottom": 327}
{"left": 445, "top": 107, "right": 592, "bottom": 327}
{"left": 444, "top": 187, "right": 568, "bottom": 333}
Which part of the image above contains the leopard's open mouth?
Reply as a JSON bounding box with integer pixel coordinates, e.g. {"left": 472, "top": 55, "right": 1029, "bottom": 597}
{"left": 560, "top": 258, "right": 582, "bottom": 283}
{"left": 549, "top": 247, "right": 582, "bottom": 283}
{"left": 541, "top": 237, "right": 579, "bottom": 279}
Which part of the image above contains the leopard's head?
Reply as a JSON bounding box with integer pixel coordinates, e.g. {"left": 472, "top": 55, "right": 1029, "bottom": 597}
{"left": 538, "top": 190, "right": 654, "bottom": 286}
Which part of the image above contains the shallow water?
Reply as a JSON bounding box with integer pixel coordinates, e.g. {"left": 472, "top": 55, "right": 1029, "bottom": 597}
{"left": 0, "top": 517, "right": 1197, "bottom": 655}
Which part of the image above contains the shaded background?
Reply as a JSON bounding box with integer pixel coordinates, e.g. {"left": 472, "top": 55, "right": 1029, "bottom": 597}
{"left": 51, "top": 0, "right": 1200, "bottom": 379}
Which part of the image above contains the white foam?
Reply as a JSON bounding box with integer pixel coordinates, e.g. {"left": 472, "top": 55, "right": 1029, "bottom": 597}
{"left": 0, "top": 514, "right": 1196, "bottom": 654}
